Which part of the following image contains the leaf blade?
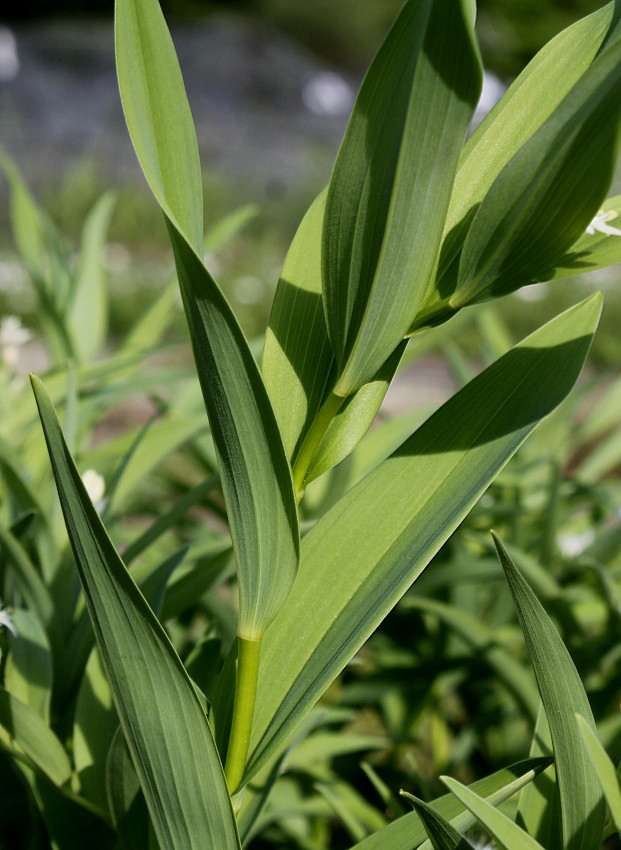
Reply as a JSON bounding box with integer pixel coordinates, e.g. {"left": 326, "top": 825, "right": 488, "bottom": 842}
{"left": 31, "top": 376, "right": 240, "bottom": 850}
{"left": 248, "top": 294, "right": 601, "bottom": 780}
{"left": 493, "top": 534, "right": 606, "bottom": 850}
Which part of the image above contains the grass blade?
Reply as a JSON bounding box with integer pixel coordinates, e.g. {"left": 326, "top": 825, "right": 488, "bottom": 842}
{"left": 493, "top": 535, "right": 606, "bottom": 850}
{"left": 400, "top": 793, "right": 475, "bottom": 850}
{"left": 576, "top": 714, "right": 621, "bottom": 832}
{"left": 31, "top": 376, "right": 240, "bottom": 850}
{"left": 351, "top": 757, "right": 550, "bottom": 850}
{"left": 442, "top": 776, "right": 545, "bottom": 850}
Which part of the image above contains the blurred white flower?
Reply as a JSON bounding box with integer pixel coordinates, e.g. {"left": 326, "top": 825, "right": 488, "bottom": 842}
{"left": 558, "top": 529, "right": 594, "bottom": 557}
{"left": 302, "top": 71, "right": 353, "bottom": 116}
{"left": 0, "top": 604, "right": 16, "bottom": 636}
{"left": 0, "top": 316, "right": 32, "bottom": 370}
{"left": 0, "top": 27, "right": 19, "bottom": 83}
{"left": 586, "top": 209, "right": 621, "bottom": 237}
{"left": 82, "top": 469, "right": 106, "bottom": 509}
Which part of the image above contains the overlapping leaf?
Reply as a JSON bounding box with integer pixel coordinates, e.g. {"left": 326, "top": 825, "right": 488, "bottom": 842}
{"left": 115, "top": 0, "right": 298, "bottom": 638}
{"left": 414, "top": 0, "right": 619, "bottom": 327}
{"left": 351, "top": 758, "right": 550, "bottom": 850}
{"left": 323, "top": 0, "right": 482, "bottom": 396}
{"left": 246, "top": 295, "right": 601, "bottom": 781}
{"left": 452, "top": 39, "right": 621, "bottom": 306}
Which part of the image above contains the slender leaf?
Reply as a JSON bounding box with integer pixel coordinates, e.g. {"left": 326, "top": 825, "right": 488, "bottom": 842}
{"left": 68, "top": 192, "right": 115, "bottom": 363}
{"left": 415, "top": 0, "right": 618, "bottom": 326}
{"left": 247, "top": 295, "right": 601, "bottom": 780}
{"left": 350, "top": 758, "right": 550, "bottom": 850}
{"left": 442, "top": 776, "right": 545, "bottom": 850}
{"left": 577, "top": 714, "right": 621, "bottom": 832}
{"left": 31, "top": 377, "right": 240, "bottom": 850}
{"left": 324, "top": 0, "right": 482, "bottom": 395}
{"left": 4, "top": 609, "right": 53, "bottom": 722}
{"left": 400, "top": 793, "right": 475, "bottom": 850}
{"left": 452, "top": 40, "right": 621, "bottom": 306}
{"left": 493, "top": 534, "right": 606, "bottom": 850}
{"left": 0, "top": 687, "right": 72, "bottom": 788}
{"left": 116, "top": 0, "right": 299, "bottom": 638}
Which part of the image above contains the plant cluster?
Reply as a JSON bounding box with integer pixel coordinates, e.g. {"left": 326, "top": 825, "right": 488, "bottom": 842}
{"left": 1, "top": 1, "right": 621, "bottom": 848}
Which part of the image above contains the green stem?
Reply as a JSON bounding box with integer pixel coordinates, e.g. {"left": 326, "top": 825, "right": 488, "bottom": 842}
{"left": 292, "top": 391, "right": 344, "bottom": 501}
{"left": 225, "top": 636, "right": 261, "bottom": 794}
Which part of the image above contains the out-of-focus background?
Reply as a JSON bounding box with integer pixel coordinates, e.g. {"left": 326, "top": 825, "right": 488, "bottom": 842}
{"left": 0, "top": 0, "right": 618, "bottom": 358}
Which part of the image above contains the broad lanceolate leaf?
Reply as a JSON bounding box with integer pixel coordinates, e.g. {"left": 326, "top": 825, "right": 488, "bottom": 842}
{"left": 452, "top": 39, "right": 621, "bottom": 306}
{"left": 263, "top": 190, "right": 333, "bottom": 459}
{"left": 116, "top": 0, "right": 299, "bottom": 638}
{"left": 442, "top": 777, "right": 545, "bottom": 850}
{"left": 493, "top": 535, "right": 606, "bottom": 850}
{"left": 414, "top": 1, "right": 618, "bottom": 328}
{"left": 262, "top": 192, "right": 405, "bottom": 486}
{"left": 577, "top": 714, "right": 621, "bottom": 832}
{"left": 246, "top": 294, "right": 601, "bottom": 781}
{"left": 31, "top": 378, "right": 240, "bottom": 850}
{"left": 323, "top": 0, "right": 482, "bottom": 396}
{"left": 351, "top": 758, "right": 550, "bottom": 850}
{"left": 115, "top": 0, "right": 202, "bottom": 252}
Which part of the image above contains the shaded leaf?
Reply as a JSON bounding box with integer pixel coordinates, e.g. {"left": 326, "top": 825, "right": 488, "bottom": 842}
{"left": 493, "top": 534, "right": 606, "bottom": 850}
{"left": 31, "top": 376, "right": 240, "bottom": 849}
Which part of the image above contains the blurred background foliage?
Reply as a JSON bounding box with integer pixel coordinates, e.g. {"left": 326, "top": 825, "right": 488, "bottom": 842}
{"left": 0, "top": 0, "right": 606, "bottom": 75}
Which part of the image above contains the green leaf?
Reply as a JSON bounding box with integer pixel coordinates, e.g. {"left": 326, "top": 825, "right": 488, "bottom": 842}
{"left": 116, "top": 0, "right": 299, "bottom": 639}
{"left": 400, "top": 793, "right": 475, "bottom": 850}
{"left": 517, "top": 706, "right": 561, "bottom": 847}
{"left": 350, "top": 758, "right": 550, "bottom": 850}
{"left": 452, "top": 39, "right": 621, "bottom": 306}
{"left": 546, "top": 194, "right": 621, "bottom": 280}
{"left": 262, "top": 189, "right": 335, "bottom": 460}
{"left": 73, "top": 647, "right": 116, "bottom": 815}
{"left": 415, "top": 1, "right": 617, "bottom": 326}
{"left": 115, "top": 0, "right": 203, "bottom": 253}
{"left": 106, "top": 727, "right": 154, "bottom": 850}
{"left": 493, "top": 534, "right": 606, "bottom": 850}
{"left": 442, "top": 776, "right": 546, "bottom": 850}
{"left": 31, "top": 377, "right": 240, "bottom": 850}
{"left": 0, "top": 686, "right": 72, "bottom": 788}
{"left": 68, "top": 192, "right": 115, "bottom": 364}
{"left": 576, "top": 714, "right": 621, "bottom": 832}
{"left": 305, "top": 341, "right": 407, "bottom": 484}
{"left": 324, "top": 0, "right": 482, "bottom": 395}
{"left": 247, "top": 294, "right": 601, "bottom": 781}
{"left": 167, "top": 226, "right": 299, "bottom": 637}
{"left": 4, "top": 609, "right": 53, "bottom": 722}
{"left": 263, "top": 190, "right": 407, "bottom": 487}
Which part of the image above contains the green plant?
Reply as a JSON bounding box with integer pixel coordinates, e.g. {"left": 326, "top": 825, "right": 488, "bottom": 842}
{"left": 3, "top": 0, "right": 621, "bottom": 848}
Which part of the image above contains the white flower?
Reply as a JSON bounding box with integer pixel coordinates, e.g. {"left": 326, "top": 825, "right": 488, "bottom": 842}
{"left": 81, "top": 469, "right": 106, "bottom": 508}
{"left": 0, "top": 604, "right": 16, "bottom": 636}
{"left": 0, "top": 316, "right": 32, "bottom": 370}
{"left": 586, "top": 209, "right": 621, "bottom": 237}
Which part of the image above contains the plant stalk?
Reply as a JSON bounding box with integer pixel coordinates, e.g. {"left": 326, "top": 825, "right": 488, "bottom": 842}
{"left": 292, "top": 391, "right": 344, "bottom": 501}
{"left": 224, "top": 635, "right": 261, "bottom": 794}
